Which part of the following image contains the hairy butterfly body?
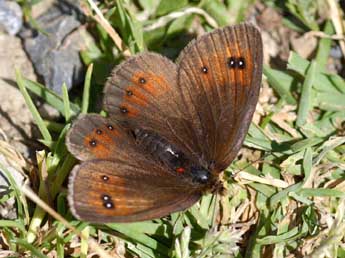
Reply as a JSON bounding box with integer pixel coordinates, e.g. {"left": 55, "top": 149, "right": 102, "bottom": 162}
{"left": 67, "top": 23, "right": 263, "bottom": 223}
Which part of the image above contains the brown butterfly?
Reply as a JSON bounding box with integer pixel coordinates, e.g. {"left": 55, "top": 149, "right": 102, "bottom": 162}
{"left": 66, "top": 23, "right": 263, "bottom": 223}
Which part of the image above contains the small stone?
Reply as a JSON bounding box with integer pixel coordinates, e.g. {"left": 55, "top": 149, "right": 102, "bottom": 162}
{"left": 0, "top": 1, "right": 23, "bottom": 35}
{"left": 0, "top": 154, "right": 25, "bottom": 220}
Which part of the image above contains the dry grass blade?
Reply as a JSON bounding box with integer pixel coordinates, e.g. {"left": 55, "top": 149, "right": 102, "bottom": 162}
{"left": 327, "top": 0, "right": 345, "bottom": 58}
{"left": 83, "top": 0, "right": 131, "bottom": 57}
{"left": 235, "top": 171, "right": 289, "bottom": 188}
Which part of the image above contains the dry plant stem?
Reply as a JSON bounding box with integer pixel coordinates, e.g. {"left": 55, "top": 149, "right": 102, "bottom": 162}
{"left": 271, "top": 114, "right": 299, "bottom": 138}
{"left": 327, "top": 0, "right": 345, "bottom": 58}
{"left": 0, "top": 140, "right": 29, "bottom": 171}
{"left": 305, "top": 199, "right": 345, "bottom": 258}
{"left": 305, "top": 30, "right": 345, "bottom": 40}
{"left": 21, "top": 185, "right": 118, "bottom": 258}
{"left": 0, "top": 128, "right": 8, "bottom": 141}
{"left": 232, "top": 199, "right": 251, "bottom": 223}
{"left": 143, "top": 7, "right": 218, "bottom": 31}
{"left": 85, "top": 0, "right": 131, "bottom": 57}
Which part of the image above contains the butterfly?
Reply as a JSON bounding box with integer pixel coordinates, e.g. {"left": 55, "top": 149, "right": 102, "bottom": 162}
{"left": 66, "top": 23, "right": 263, "bottom": 223}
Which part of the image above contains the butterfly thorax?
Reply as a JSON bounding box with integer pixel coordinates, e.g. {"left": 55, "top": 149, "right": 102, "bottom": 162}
{"left": 134, "top": 128, "right": 212, "bottom": 185}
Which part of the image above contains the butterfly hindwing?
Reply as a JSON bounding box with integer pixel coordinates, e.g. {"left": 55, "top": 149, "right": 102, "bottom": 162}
{"left": 66, "top": 114, "right": 129, "bottom": 161}
{"left": 68, "top": 160, "right": 200, "bottom": 223}
{"left": 66, "top": 114, "right": 201, "bottom": 223}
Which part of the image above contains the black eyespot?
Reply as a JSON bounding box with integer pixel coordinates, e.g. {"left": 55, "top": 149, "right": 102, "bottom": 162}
{"left": 104, "top": 201, "right": 114, "bottom": 209}
{"left": 201, "top": 66, "right": 208, "bottom": 73}
{"left": 227, "top": 57, "right": 236, "bottom": 68}
{"left": 126, "top": 90, "right": 133, "bottom": 96}
{"left": 96, "top": 129, "right": 102, "bottom": 135}
{"left": 89, "top": 139, "right": 97, "bottom": 147}
{"left": 139, "top": 77, "right": 146, "bottom": 84}
{"left": 238, "top": 57, "right": 245, "bottom": 69}
{"left": 120, "top": 107, "right": 128, "bottom": 114}
{"left": 102, "top": 194, "right": 111, "bottom": 201}
{"left": 102, "top": 175, "right": 109, "bottom": 181}
{"left": 107, "top": 124, "right": 113, "bottom": 130}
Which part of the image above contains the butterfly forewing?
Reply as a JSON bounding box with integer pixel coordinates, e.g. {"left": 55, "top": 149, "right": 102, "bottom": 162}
{"left": 103, "top": 53, "right": 178, "bottom": 123}
{"left": 103, "top": 53, "right": 201, "bottom": 156}
{"left": 176, "top": 23, "right": 263, "bottom": 171}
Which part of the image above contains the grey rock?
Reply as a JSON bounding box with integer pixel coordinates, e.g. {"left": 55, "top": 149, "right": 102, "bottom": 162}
{"left": 0, "top": 0, "right": 23, "bottom": 35}
{"left": 21, "top": 1, "right": 86, "bottom": 94}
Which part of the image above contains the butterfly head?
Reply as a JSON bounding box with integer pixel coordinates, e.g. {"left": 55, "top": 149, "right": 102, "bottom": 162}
{"left": 190, "top": 166, "right": 211, "bottom": 184}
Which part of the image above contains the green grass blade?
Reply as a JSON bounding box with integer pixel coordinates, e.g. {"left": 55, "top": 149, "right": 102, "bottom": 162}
{"left": 0, "top": 220, "right": 26, "bottom": 234}
{"left": 315, "top": 20, "right": 334, "bottom": 69}
{"left": 82, "top": 63, "right": 94, "bottom": 114}
{"left": 296, "top": 61, "right": 317, "bottom": 127}
{"left": 0, "top": 164, "right": 27, "bottom": 232}
{"left": 12, "top": 238, "right": 48, "bottom": 258}
{"left": 263, "top": 65, "right": 296, "bottom": 104}
{"left": 16, "top": 70, "right": 52, "bottom": 142}
{"left": 302, "top": 147, "right": 312, "bottom": 181}
{"left": 62, "top": 83, "right": 71, "bottom": 122}
{"left": 23, "top": 79, "right": 80, "bottom": 116}
{"left": 298, "top": 188, "right": 345, "bottom": 197}
{"left": 107, "top": 223, "right": 170, "bottom": 255}
{"left": 287, "top": 52, "right": 339, "bottom": 93}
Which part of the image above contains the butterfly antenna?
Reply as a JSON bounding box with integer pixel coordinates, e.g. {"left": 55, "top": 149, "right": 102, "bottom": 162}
{"left": 230, "top": 151, "right": 272, "bottom": 177}
{"left": 210, "top": 192, "right": 219, "bottom": 229}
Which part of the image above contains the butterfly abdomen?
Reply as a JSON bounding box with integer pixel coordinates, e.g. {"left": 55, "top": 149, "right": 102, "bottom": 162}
{"left": 134, "top": 128, "right": 183, "bottom": 166}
